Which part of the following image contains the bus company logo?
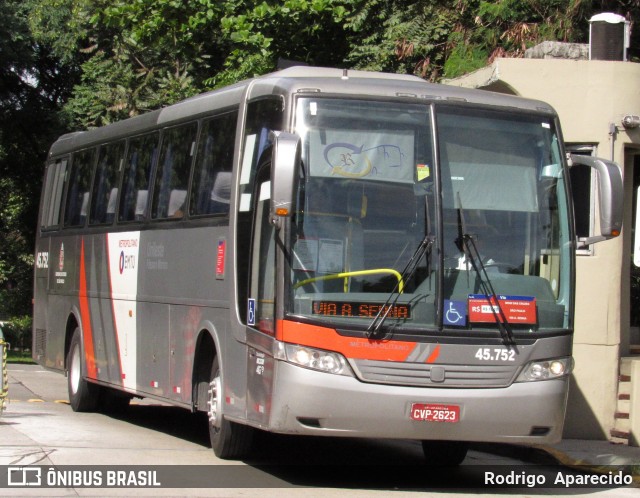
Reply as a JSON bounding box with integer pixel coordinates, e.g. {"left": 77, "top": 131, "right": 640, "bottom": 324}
{"left": 118, "top": 250, "right": 136, "bottom": 274}
{"left": 58, "top": 243, "right": 65, "bottom": 271}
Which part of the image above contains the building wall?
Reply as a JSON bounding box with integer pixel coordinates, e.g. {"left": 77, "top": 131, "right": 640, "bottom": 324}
{"left": 448, "top": 59, "right": 640, "bottom": 439}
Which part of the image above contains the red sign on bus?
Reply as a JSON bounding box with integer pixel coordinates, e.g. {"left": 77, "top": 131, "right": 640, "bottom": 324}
{"left": 216, "top": 239, "right": 226, "bottom": 279}
{"left": 468, "top": 295, "right": 537, "bottom": 324}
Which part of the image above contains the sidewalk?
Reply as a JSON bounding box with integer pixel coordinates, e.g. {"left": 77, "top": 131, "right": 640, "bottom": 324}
{"left": 477, "top": 438, "right": 639, "bottom": 482}
{"left": 534, "top": 439, "right": 640, "bottom": 484}
{"left": 542, "top": 439, "right": 640, "bottom": 467}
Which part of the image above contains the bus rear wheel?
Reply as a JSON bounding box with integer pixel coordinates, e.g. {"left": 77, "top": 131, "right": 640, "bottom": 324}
{"left": 207, "top": 356, "right": 254, "bottom": 459}
{"left": 67, "top": 327, "right": 99, "bottom": 412}
{"left": 421, "top": 440, "right": 469, "bottom": 466}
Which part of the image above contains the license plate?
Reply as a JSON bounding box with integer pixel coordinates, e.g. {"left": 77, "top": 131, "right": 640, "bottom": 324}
{"left": 410, "top": 403, "right": 460, "bottom": 423}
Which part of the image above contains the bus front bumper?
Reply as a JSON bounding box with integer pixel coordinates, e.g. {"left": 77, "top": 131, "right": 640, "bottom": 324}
{"left": 264, "top": 360, "right": 568, "bottom": 444}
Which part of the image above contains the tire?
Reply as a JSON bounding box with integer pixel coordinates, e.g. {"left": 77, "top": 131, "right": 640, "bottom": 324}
{"left": 67, "top": 327, "right": 100, "bottom": 412}
{"left": 421, "top": 440, "right": 469, "bottom": 466}
{"left": 207, "top": 356, "right": 254, "bottom": 459}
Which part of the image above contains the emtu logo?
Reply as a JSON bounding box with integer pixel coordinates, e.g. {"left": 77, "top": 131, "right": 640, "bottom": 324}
{"left": 119, "top": 251, "right": 135, "bottom": 274}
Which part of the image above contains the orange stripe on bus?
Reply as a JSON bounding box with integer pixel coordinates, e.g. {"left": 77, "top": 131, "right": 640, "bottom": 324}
{"left": 79, "top": 239, "right": 98, "bottom": 379}
{"left": 277, "top": 320, "right": 416, "bottom": 362}
{"left": 425, "top": 344, "right": 441, "bottom": 363}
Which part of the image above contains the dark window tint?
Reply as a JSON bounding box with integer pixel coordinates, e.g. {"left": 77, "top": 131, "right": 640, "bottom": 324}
{"left": 190, "top": 111, "right": 238, "bottom": 216}
{"left": 152, "top": 123, "right": 198, "bottom": 219}
{"left": 90, "top": 142, "right": 124, "bottom": 225}
{"left": 119, "top": 132, "right": 159, "bottom": 222}
{"left": 41, "top": 158, "right": 68, "bottom": 229}
{"left": 64, "top": 149, "right": 95, "bottom": 227}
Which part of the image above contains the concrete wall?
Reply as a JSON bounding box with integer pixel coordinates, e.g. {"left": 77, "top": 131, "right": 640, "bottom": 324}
{"left": 448, "top": 58, "right": 640, "bottom": 439}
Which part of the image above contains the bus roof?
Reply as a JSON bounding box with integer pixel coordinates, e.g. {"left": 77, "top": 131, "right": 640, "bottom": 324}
{"left": 48, "top": 66, "right": 557, "bottom": 158}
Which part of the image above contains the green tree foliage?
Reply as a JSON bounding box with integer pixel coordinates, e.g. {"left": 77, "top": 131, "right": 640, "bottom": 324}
{"left": 214, "top": 0, "right": 352, "bottom": 87}
{"left": 30, "top": 0, "right": 355, "bottom": 127}
{"left": 28, "top": 0, "right": 640, "bottom": 125}
{"left": 30, "top": 0, "right": 223, "bottom": 126}
{"left": 0, "top": 0, "right": 70, "bottom": 328}
{"left": 343, "top": 0, "right": 602, "bottom": 80}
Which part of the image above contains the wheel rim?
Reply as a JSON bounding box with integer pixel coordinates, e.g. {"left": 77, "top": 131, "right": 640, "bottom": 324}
{"left": 207, "top": 373, "right": 222, "bottom": 430}
{"left": 69, "top": 344, "right": 81, "bottom": 395}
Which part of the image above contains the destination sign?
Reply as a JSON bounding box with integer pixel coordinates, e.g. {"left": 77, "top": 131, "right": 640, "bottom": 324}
{"left": 312, "top": 301, "right": 411, "bottom": 319}
{"left": 468, "top": 294, "right": 537, "bottom": 324}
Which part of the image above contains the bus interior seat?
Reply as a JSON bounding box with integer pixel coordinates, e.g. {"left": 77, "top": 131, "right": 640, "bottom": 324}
{"left": 106, "top": 187, "right": 118, "bottom": 223}
{"left": 79, "top": 192, "right": 89, "bottom": 225}
{"left": 135, "top": 190, "right": 148, "bottom": 220}
{"left": 168, "top": 189, "right": 187, "bottom": 218}
{"left": 208, "top": 171, "right": 231, "bottom": 213}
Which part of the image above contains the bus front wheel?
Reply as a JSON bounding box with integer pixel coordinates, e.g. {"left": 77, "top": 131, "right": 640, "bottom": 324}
{"left": 67, "top": 327, "right": 99, "bottom": 412}
{"left": 207, "top": 356, "right": 254, "bottom": 459}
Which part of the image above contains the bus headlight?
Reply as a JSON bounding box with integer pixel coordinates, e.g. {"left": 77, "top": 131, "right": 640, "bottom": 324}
{"left": 516, "top": 357, "right": 573, "bottom": 382}
{"left": 284, "top": 344, "right": 352, "bottom": 376}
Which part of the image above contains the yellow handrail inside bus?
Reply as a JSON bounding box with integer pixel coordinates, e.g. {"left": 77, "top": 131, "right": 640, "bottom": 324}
{"left": 294, "top": 269, "right": 404, "bottom": 293}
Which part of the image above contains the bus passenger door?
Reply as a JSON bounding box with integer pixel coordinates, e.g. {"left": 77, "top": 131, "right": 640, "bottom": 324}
{"left": 34, "top": 158, "right": 67, "bottom": 367}
{"left": 246, "top": 174, "right": 277, "bottom": 426}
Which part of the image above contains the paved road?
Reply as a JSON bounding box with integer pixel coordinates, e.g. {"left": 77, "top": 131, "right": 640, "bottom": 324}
{"left": 1, "top": 364, "right": 636, "bottom": 497}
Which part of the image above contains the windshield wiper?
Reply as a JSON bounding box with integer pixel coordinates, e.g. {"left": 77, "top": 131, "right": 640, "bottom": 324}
{"left": 367, "top": 193, "right": 433, "bottom": 338}
{"left": 367, "top": 232, "right": 434, "bottom": 338}
{"left": 455, "top": 193, "right": 515, "bottom": 346}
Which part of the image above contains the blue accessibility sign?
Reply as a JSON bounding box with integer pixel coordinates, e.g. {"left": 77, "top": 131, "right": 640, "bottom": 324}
{"left": 444, "top": 300, "right": 467, "bottom": 326}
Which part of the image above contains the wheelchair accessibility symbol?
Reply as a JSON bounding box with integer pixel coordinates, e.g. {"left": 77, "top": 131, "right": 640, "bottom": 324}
{"left": 444, "top": 300, "right": 467, "bottom": 326}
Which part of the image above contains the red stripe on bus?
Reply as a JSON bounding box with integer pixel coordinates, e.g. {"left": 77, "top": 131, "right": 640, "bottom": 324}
{"left": 277, "top": 319, "right": 416, "bottom": 362}
{"left": 79, "top": 239, "right": 98, "bottom": 379}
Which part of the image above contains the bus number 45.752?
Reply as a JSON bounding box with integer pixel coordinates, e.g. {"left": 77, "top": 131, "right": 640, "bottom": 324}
{"left": 475, "top": 348, "right": 516, "bottom": 362}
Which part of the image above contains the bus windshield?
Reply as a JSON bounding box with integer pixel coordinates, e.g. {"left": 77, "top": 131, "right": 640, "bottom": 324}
{"left": 290, "top": 98, "right": 571, "bottom": 336}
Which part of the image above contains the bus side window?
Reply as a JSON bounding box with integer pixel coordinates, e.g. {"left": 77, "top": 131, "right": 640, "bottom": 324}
{"left": 63, "top": 149, "right": 96, "bottom": 228}
{"left": 190, "top": 111, "right": 238, "bottom": 217}
{"left": 40, "top": 158, "right": 68, "bottom": 229}
{"left": 152, "top": 123, "right": 198, "bottom": 220}
{"left": 90, "top": 142, "right": 124, "bottom": 225}
{"left": 119, "top": 132, "right": 158, "bottom": 223}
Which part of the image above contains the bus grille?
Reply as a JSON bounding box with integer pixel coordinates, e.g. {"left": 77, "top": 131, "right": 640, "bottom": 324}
{"left": 349, "top": 359, "right": 517, "bottom": 388}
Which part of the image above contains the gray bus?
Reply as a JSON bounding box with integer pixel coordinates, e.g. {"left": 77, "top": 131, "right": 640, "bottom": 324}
{"left": 33, "top": 66, "right": 623, "bottom": 464}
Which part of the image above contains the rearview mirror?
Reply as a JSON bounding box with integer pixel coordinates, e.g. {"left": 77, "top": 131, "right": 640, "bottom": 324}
{"left": 569, "top": 154, "right": 623, "bottom": 248}
{"left": 270, "top": 131, "right": 301, "bottom": 228}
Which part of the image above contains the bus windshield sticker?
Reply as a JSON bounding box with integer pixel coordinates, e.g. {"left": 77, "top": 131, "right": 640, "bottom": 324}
{"left": 416, "top": 163, "right": 430, "bottom": 181}
{"left": 293, "top": 239, "right": 318, "bottom": 272}
{"left": 308, "top": 129, "right": 414, "bottom": 183}
{"left": 317, "top": 239, "right": 343, "bottom": 273}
